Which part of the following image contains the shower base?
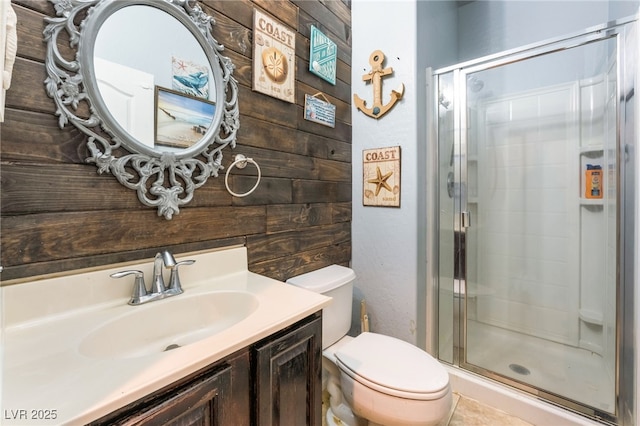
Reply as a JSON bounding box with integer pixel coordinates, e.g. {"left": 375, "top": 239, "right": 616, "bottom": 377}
{"left": 465, "top": 320, "right": 615, "bottom": 413}
{"left": 446, "top": 366, "right": 606, "bottom": 426}
{"left": 440, "top": 319, "right": 616, "bottom": 423}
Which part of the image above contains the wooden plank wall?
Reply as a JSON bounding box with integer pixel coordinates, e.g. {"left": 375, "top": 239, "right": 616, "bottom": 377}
{"left": 1, "top": 0, "right": 351, "bottom": 283}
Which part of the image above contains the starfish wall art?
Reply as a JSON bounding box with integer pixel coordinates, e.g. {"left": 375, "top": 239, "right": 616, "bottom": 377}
{"left": 362, "top": 146, "right": 401, "bottom": 207}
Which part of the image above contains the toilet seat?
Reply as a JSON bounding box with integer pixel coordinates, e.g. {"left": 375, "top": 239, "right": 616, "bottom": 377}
{"left": 334, "top": 332, "right": 450, "bottom": 401}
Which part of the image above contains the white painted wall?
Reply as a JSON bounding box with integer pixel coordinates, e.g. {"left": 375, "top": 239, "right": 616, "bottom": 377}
{"left": 351, "top": 0, "right": 459, "bottom": 346}
{"left": 351, "top": 0, "right": 420, "bottom": 344}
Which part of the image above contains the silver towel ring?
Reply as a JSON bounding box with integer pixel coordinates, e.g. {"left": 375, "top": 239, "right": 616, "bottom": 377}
{"left": 225, "top": 154, "right": 261, "bottom": 197}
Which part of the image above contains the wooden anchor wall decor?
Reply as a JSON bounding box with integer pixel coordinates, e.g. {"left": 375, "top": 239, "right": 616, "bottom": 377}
{"left": 354, "top": 50, "right": 404, "bottom": 119}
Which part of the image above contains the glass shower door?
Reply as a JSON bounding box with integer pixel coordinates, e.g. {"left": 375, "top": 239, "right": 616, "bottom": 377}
{"left": 437, "top": 27, "right": 626, "bottom": 420}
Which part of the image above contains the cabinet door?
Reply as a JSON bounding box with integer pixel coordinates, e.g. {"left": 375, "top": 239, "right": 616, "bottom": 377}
{"left": 94, "top": 364, "right": 233, "bottom": 426}
{"left": 254, "top": 314, "right": 322, "bottom": 426}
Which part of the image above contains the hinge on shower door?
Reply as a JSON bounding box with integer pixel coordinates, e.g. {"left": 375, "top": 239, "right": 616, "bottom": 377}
{"left": 461, "top": 211, "right": 471, "bottom": 229}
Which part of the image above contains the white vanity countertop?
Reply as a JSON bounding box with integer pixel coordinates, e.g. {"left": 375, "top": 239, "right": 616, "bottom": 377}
{"left": 1, "top": 246, "right": 331, "bottom": 425}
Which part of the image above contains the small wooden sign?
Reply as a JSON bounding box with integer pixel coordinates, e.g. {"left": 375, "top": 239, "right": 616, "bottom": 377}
{"left": 363, "top": 146, "right": 401, "bottom": 207}
{"left": 252, "top": 9, "right": 295, "bottom": 103}
{"left": 309, "top": 25, "right": 337, "bottom": 85}
{"left": 304, "top": 93, "right": 336, "bottom": 128}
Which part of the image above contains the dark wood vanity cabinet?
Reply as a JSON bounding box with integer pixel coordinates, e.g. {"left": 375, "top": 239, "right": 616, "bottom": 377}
{"left": 128, "top": 365, "right": 233, "bottom": 425}
{"left": 90, "top": 349, "right": 251, "bottom": 426}
{"left": 254, "top": 313, "right": 323, "bottom": 426}
{"left": 91, "top": 312, "right": 322, "bottom": 426}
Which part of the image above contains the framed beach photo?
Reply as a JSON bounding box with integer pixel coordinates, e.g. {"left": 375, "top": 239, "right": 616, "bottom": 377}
{"left": 154, "top": 86, "right": 216, "bottom": 149}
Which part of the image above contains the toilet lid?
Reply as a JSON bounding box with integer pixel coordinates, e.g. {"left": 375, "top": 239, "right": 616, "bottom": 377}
{"left": 334, "top": 332, "right": 449, "bottom": 400}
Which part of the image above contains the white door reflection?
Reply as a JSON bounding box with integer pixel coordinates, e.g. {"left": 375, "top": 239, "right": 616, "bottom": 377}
{"left": 95, "top": 57, "right": 155, "bottom": 148}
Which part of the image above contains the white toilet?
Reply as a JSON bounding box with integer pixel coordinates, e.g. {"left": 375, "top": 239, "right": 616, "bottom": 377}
{"left": 287, "top": 265, "right": 452, "bottom": 426}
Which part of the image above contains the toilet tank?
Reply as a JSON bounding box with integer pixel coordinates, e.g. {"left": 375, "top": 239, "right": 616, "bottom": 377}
{"left": 286, "top": 265, "right": 356, "bottom": 349}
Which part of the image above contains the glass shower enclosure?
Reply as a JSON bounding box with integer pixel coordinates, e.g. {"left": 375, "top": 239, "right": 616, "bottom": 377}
{"left": 432, "top": 17, "right": 636, "bottom": 424}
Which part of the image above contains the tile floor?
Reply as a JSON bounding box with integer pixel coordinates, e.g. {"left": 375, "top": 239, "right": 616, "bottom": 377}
{"left": 438, "top": 393, "right": 534, "bottom": 426}
{"left": 322, "top": 391, "right": 534, "bottom": 425}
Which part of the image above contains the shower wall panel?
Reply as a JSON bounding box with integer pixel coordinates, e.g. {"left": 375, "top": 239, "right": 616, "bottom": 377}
{"left": 472, "top": 84, "right": 581, "bottom": 346}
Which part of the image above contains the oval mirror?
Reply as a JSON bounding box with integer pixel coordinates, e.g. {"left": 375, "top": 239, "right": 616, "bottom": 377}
{"left": 43, "top": 0, "right": 239, "bottom": 219}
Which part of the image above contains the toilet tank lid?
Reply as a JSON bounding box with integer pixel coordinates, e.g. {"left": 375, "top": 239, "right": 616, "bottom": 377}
{"left": 286, "top": 265, "right": 355, "bottom": 293}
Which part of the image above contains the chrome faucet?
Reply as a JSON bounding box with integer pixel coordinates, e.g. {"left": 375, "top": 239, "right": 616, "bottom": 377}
{"left": 151, "top": 250, "right": 176, "bottom": 294}
{"left": 111, "top": 250, "right": 195, "bottom": 305}
{"left": 166, "top": 259, "right": 196, "bottom": 295}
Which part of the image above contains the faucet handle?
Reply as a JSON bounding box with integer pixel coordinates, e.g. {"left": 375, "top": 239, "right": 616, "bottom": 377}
{"left": 167, "top": 259, "right": 196, "bottom": 295}
{"left": 111, "top": 270, "right": 148, "bottom": 305}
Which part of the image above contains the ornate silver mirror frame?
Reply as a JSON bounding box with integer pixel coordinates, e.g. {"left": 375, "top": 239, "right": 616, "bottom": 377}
{"left": 44, "top": 0, "right": 239, "bottom": 219}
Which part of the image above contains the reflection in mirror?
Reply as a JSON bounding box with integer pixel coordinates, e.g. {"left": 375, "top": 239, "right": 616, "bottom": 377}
{"left": 43, "top": 0, "right": 239, "bottom": 219}
{"left": 93, "top": 5, "right": 216, "bottom": 152}
{"left": 153, "top": 86, "right": 216, "bottom": 151}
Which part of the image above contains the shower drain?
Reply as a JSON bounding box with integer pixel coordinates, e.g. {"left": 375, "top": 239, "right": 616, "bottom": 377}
{"left": 508, "top": 363, "right": 531, "bottom": 375}
{"left": 164, "top": 344, "right": 181, "bottom": 352}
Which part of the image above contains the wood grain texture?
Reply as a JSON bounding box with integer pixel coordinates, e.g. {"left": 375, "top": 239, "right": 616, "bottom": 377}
{"left": 250, "top": 241, "right": 351, "bottom": 282}
{"left": 1, "top": 0, "right": 351, "bottom": 283}
{"left": 247, "top": 222, "right": 351, "bottom": 263}
{"left": 1, "top": 109, "right": 87, "bottom": 163}
{"left": 254, "top": 314, "right": 322, "bottom": 426}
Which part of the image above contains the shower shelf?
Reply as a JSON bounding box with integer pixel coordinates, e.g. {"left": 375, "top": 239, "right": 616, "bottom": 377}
{"left": 579, "top": 145, "right": 604, "bottom": 155}
{"left": 579, "top": 140, "right": 605, "bottom": 207}
{"left": 579, "top": 308, "right": 603, "bottom": 326}
{"left": 579, "top": 198, "right": 604, "bottom": 206}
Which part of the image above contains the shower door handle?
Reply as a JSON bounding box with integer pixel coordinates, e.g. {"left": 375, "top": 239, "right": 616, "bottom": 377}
{"left": 447, "top": 171, "right": 455, "bottom": 198}
{"left": 461, "top": 211, "right": 471, "bottom": 229}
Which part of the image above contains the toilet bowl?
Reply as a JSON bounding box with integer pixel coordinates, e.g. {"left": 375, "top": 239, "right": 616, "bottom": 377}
{"left": 287, "top": 265, "right": 452, "bottom": 426}
{"left": 334, "top": 332, "right": 451, "bottom": 426}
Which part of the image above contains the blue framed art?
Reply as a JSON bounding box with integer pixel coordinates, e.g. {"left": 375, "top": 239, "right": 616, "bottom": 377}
{"left": 309, "top": 26, "right": 337, "bottom": 85}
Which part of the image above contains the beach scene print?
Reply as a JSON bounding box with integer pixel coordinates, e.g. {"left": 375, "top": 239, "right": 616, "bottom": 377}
{"left": 155, "top": 87, "right": 216, "bottom": 149}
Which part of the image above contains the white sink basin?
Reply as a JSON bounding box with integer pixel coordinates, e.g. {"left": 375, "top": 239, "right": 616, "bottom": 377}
{"left": 79, "top": 291, "right": 259, "bottom": 359}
